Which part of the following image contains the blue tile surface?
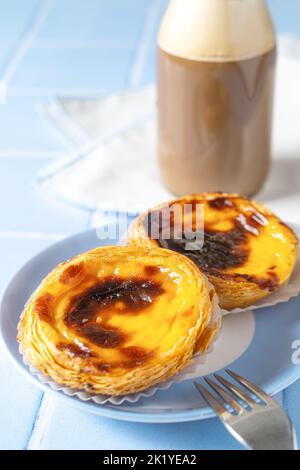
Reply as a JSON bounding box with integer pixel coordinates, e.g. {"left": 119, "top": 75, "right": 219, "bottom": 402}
{"left": 0, "top": 95, "right": 70, "bottom": 153}
{"left": 0, "top": 0, "right": 299, "bottom": 450}
{"left": 140, "top": 49, "right": 156, "bottom": 86}
{"left": 0, "top": 363, "right": 43, "bottom": 450}
{"left": 0, "top": 0, "right": 40, "bottom": 74}
{"left": 0, "top": 237, "right": 57, "bottom": 294}
{"left": 0, "top": 157, "right": 89, "bottom": 233}
{"left": 38, "top": 399, "right": 243, "bottom": 450}
{"left": 11, "top": 47, "right": 134, "bottom": 93}
{"left": 0, "top": 237, "right": 55, "bottom": 450}
{"left": 284, "top": 381, "right": 300, "bottom": 437}
{"left": 268, "top": 0, "right": 300, "bottom": 36}
{"left": 36, "top": 0, "right": 150, "bottom": 44}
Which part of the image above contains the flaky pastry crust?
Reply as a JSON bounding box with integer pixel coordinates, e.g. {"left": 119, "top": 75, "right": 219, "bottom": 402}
{"left": 18, "top": 246, "right": 219, "bottom": 396}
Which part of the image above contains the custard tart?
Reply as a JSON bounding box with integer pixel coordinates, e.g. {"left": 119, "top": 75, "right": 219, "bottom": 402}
{"left": 129, "top": 193, "right": 298, "bottom": 311}
{"left": 18, "top": 246, "right": 219, "bottom": 396}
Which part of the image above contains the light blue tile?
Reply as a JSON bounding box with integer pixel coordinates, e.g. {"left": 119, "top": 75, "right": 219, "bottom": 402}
{"left": 0, "top": 236, "right": 58, "bottom": 293}
{"left": 132, "top": 0, "right": 167, "bottom": 87}
{"left": 36, "top": 0, "right": 150, "bottom": 44}
{"left": 283, "top": 380, "right": 300, "bottom": 440}
{"left": 268, "top": 0, "right": 300, "bottom": 36}
{"left": 12, "top": 47, "right": 134, "bottom": 92}
{"left": 0, "top": 362, "right": 42, "bottom": 450}
{"left": 0, "top": 0, "right": 40, "bottom": 43}
{"left": 0, "top": 95, "right": 70, "bottom": 153}
{"left": 0, "top": 157, "right": 89, "bottom": 233}
{"left": 0, "top": 0, "right": 40, "bottom": 74}
{"left": 152, "top": 0, "right": 168, "bottom": 38}
{"left": 0, "top": 236, "right": 56, "bottom": 450}
{"left": 38, "top": 399, "right": 243, "bottom": 450}
{"left": 140, "top": 49, "right": 156, "bottom": 87}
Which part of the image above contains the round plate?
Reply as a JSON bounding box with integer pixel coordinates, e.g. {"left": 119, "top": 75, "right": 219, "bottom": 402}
{"left": 1, "top": 225, "right": 300, "bottom": 423}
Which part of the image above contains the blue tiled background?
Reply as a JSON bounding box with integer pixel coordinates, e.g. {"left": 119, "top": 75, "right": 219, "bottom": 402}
{"left": 0, "top": 0, "right": 299, "bottom": 450}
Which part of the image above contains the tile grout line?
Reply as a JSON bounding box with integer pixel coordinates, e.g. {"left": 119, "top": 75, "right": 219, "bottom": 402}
{"left": 25, "top": 394, "right": 56, "bottom": 450}
{"left": 129, "top": 0, "right": 162, "bottom": 88}
{"left": 22, "top": 393, "right": 44, "bottom": 450}
{"left": 282, "top": 388, "right": 289, "bottom": 414}
{"left": 1, "top": 0, "right": 54, "bottom": 85}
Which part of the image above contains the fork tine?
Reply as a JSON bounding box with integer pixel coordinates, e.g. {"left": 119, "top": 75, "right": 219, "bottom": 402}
{"left": 226, "top": 369, "right": 269, "bottom": 402}
{"left": 204, "top": 377, "right": 243, "bottom": 414}
{"left": 194, "top": 381, "right": 228, "bottom": 415}
{"left": 214, "top": 373, "right": 256, "bottom": 407}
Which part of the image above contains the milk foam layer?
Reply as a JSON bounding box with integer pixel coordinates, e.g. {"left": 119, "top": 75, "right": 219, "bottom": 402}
{"left": 158, "top": 0, "right": 275, "bottom": 62}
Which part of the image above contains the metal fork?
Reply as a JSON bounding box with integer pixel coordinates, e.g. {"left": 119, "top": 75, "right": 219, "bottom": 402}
{"left": 194, "top": 369, "right": 297, "bottom": 450}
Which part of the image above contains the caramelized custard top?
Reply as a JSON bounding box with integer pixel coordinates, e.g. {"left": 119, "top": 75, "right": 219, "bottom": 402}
{"left": 32, "top": 247, "right": 206, "bottom": 374}
{"left": 143, "top": 194, "right": 296, "bottom": 291}
{"left": 64, "top": 277, "right": 164, "bottom": 348}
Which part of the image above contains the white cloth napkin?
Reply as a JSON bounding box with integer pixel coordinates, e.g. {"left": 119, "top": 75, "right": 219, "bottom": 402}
{"left": 40, "top": 34, "right": 300, "bottom": 221}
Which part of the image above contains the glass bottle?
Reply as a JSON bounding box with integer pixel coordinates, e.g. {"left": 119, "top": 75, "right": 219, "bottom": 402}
{"left": 157, "top": 0, "right": 276, "bottom": 196}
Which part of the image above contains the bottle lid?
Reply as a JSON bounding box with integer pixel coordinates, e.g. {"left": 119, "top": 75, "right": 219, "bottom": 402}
{"left": 158, "top": 0, "right": 276, "bottom": 62}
